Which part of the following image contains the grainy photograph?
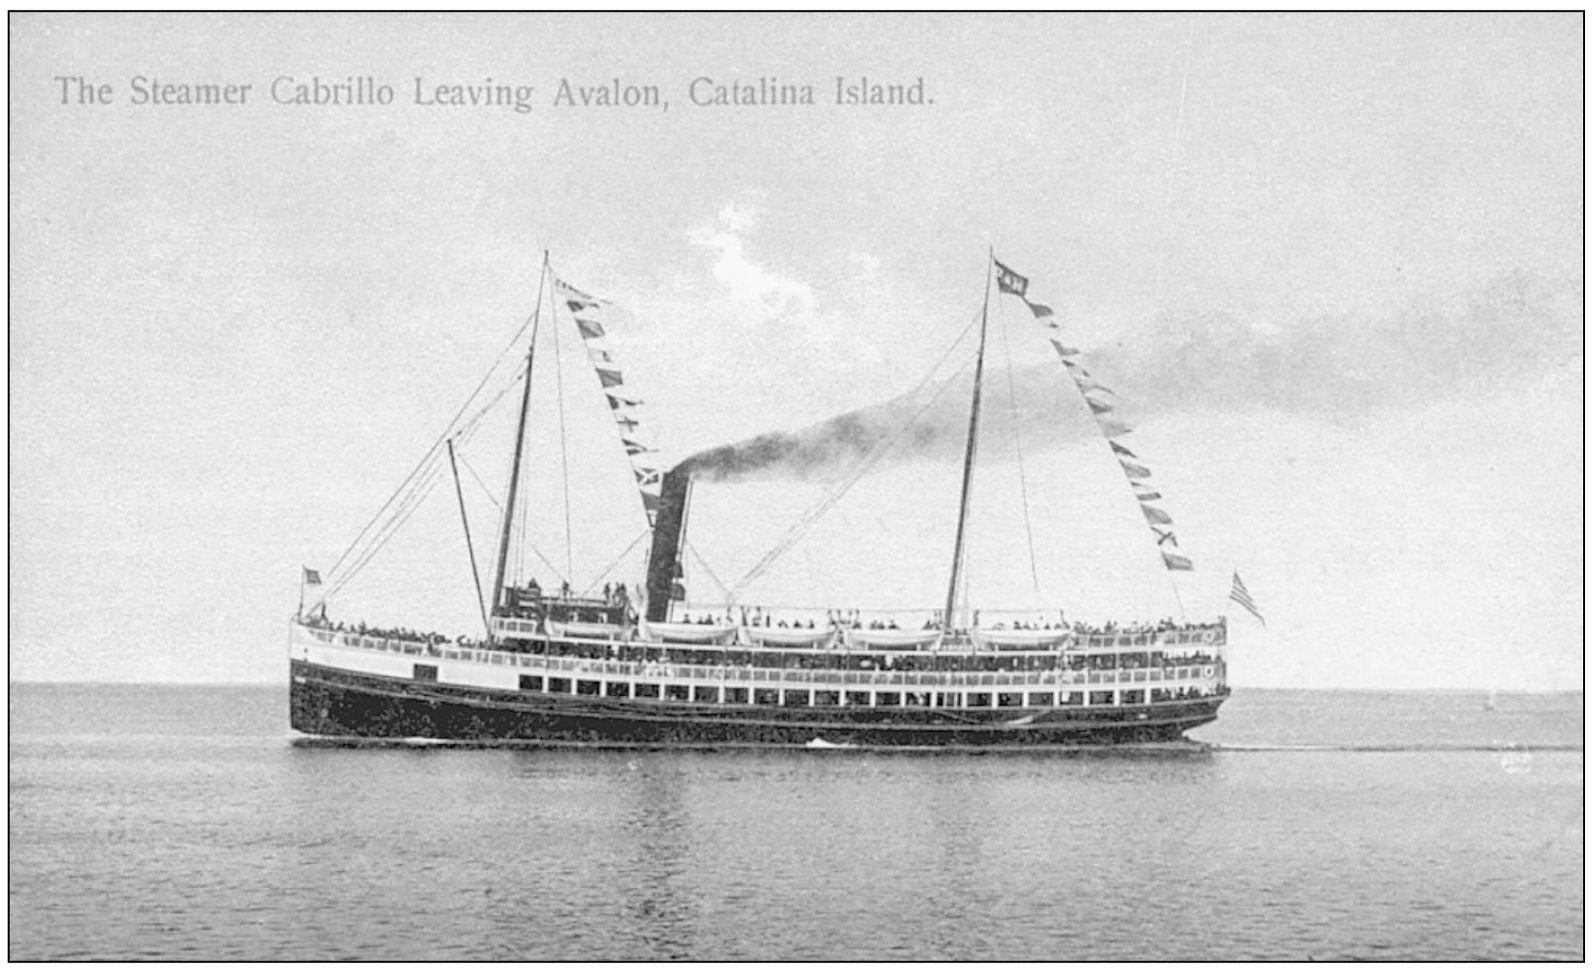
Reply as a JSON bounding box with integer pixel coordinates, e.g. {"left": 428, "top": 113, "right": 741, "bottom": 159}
{"left": 9, "top": 11, "right": 1583, "bottom": 961}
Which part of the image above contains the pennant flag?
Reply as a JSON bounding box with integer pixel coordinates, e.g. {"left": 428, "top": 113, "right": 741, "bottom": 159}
{"left": 1153, "top": 527, "right": 1178, "bottom": 547}
{"left": 1140, "top": 504, "right": 1173, "bottom": 526}
{"left": 993, "top": 259, "right": 1029, "bottom": 297}
{"left": 1025, "top": 299, "right": 1055, "bottom": 318}
{"left": 562, "top": 274, "right": 665, "bottom": 526}
{"left": 1099, "top": 419, "right": 1133, "bottom": 437}
{"left": 1110, "top": 441, "right": 1137, "bottom": 458}
{"left": 554, "top": 278, "right": 600, "bottom": 302}
{"left": 1050, "top": 340, "right": 1081, "bottom": 358}
{"left": 1133, "top": 488, "right": 1162, "bottom": 502}
{"left": 1230, "top": 571, "right": 1265, "bottom": 625}
{"left": 1162, "top": 551, "right": 1194, "bottom": 571}
{"left": 1087, "top": 399, "right": 1114, "bottom": 415}
{"left": 303, "top": 567, "right": 322, "bottom": 586}
{"left": 1119, "top": 460, "right": 1152, "bottom": 479}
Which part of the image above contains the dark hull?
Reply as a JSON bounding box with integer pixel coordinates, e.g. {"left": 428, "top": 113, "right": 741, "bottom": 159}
{"left": 291, "top": 659, "right": 1224, "bottom": 749}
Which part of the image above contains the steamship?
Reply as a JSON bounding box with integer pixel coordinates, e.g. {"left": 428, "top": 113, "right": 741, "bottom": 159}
{"left": 289, "top": 252, "right": 1229, "bottom": 748}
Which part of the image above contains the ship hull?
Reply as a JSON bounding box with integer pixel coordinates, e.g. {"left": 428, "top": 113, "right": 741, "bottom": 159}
{"left": 290, "top": 658, "right": 1224, "bottom": 749}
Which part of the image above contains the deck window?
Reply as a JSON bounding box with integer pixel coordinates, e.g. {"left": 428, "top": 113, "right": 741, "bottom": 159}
{"left": 875, "top": 692, "right": 901, "bottom": 707}
{"left": 547, "top": 677, "right": 570, "bottom": 693}
{"left": 633, "top": 682, "right": 659, "bottom": 699}
{"left": 519, "top": 674, "right": 543, "bottom": 691}
{"left": 967, "top": 692, "right": 991, "bottom": 708}
{"left": 1088, "top": 690, "right": 1114, "bottom": 706}
{"left": 754, "top": 688, "right": 779, "bottom": 705}
{"left": 904, "top": 692, "right": 928, "bottom": 707}
{"left": 724, "top": 687, "right": 749, "bottom": 704}
{"left": 665, "top": 684, "right": 690, "bottom": 702}
{"left": 998, "top": 692, "right": 1024, "bottom": 708}
{"left": 693, "top": 686, "right": 720, "bottom": 704}
{"left": 1121, "top": 690, "right": 1145, "bottom": 705}
{"left": 844, "top": 691, "right": 871, "bottom": 707}
{"left": 936, "top": 692, "right": 963, "bottom": 708}
{"left": 577, "top": 680, "right": 600, "bottom": 696}
{"left": 413, "top": 664, "right": 438, "bottom": 681}
{"left": 1062, "top": 691, "right": 1084, "bottom": 706}
{"left": 814, "top": 690, "right": 840, "bottom": 706}
{"left": 1026, "top": 692, "right": 1055, "bottom": 707}
{"left": 605, "top": 681, "right": 630, "bottom": 698}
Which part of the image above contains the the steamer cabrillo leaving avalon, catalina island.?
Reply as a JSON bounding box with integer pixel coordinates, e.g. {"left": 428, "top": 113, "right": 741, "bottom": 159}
{"left": 55, "top": 73, "right": 931, "bottom": 112}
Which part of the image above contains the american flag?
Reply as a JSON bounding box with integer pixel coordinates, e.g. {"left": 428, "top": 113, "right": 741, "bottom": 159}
{"left": 1229, "top": 571, "right": 1264, "bottom": 625}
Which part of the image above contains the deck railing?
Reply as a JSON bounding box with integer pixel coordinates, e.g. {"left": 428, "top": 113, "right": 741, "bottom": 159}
{"left": 308, "top": 626, "right": 1224, "bottom": 688}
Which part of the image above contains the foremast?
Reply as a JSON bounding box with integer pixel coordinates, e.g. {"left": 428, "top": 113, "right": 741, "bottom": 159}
{"left": 942, "top": 249, "right": 995, "bottom": 635}
{"left": 489, "top": 252, "right": 550, "bottom": 628}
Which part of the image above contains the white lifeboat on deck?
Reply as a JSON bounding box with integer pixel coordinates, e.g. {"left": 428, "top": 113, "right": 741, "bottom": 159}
{"left": 744, "top": 626, "right": 837, "bottom": 648}
{"left": 643, "top": 621, "right": 739, "bottom": 644}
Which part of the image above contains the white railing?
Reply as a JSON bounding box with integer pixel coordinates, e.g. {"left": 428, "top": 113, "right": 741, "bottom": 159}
{"left": 310, "top": 625, "right": 1224, "bottom": 690}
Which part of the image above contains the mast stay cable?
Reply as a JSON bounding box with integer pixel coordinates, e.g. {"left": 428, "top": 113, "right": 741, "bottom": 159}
{"left": 728, "top": 314, "right": 981, "bottom": 597}
{"left": 997, "top": 288, "right": 1043, "bottom": 606}
{"left": 326, "top": 304, "right": 544, "bottom": 587}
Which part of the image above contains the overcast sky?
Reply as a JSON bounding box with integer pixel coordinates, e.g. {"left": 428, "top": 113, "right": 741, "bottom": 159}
{"left": 10, "top": 13, "right": 1582, "bottom": 689}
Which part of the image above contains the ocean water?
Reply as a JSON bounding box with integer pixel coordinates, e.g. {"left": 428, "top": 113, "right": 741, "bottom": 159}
{"left": 8, "top": 684, "right": 1583, "bottom": 960}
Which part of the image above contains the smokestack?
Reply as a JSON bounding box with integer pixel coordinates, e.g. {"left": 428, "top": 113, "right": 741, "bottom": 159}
{"left": 644, "top": 468, "right": 694, "bottom": 622}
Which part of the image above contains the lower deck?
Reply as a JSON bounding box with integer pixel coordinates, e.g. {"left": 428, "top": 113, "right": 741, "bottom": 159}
{"left": 290, "top": 658, "right": 1225, "bottom": 748}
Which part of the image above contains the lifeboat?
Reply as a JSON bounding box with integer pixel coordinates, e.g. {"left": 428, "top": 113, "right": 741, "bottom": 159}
{"left": 643, "top": 621, "right": 739, "bottom": 644}
{"left": 845, "top": 628, "right": 942, "bottom": 650}
{"left": 744, "top": 626, "right": 837, "bottom": 648}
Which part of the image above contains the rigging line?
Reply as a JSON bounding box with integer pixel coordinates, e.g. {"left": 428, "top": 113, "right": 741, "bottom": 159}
{"left": 325, "top": 465, "right": 447, "bottom": 599}
{"left": 452, "top": 367, "right": 527, "bottom": 448}
{"left": 731, "top": 315, "right": 982, "bottom": 594}
{"left": 685, "top": 541, "right": 732, "bottom": 602}
{"left": 733, "top": 352, "right": 979, "bottom": 595}
{"left": 328, "top": 463, "right": 447, "bottom": 591}
{"left": 578, "top": 528, "right": 651, "bottom": 598}
{"left": 550, "top": 279, "right": 575, "bottom": 583}
{"left": 521, "top": 538, "right": 569, "bottom": 588}
{"left": 726, "top": 314, "right": 981, "bottom": 595}
{"left": 458, "top": 452, "right": 502, "bottom": 510}
{"left": 998, "top": 287, "right": 1043, "bottom": 603}
{"left": 327, "top": 306, "right": 542, "bottom": 579}
{"left": 1155, "top": 25, "right": 1195, "bottom": 298}
{"left": 579, "top": 528, "right": 652, "bottom": 598}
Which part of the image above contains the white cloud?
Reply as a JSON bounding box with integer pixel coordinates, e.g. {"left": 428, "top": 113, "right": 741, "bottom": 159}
{"left": 689, "top": 202, "right": 816, "bottom": 328}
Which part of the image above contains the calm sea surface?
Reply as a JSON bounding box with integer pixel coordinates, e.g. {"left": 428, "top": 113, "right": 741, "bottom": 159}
{"left": 8, "top": 684, "right": 1583, "bottom": 960}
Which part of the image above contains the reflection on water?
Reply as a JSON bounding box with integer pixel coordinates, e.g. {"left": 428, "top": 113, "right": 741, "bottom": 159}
{"left": 7, "top": 686, "right": 1584, "bottom": 960}
{"left": 615, "top": 757, "right": 696, "bottom": 959}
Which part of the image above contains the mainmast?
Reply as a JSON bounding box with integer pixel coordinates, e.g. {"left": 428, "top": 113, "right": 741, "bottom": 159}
{"left": 943, "top": 249, "right": 994, "bottom": 634}
{"left": 490, "top": 252, "right": 550, "bottom": 621}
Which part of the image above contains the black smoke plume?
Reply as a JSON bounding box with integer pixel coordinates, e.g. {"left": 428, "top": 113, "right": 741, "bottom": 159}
{"left": 675, "top": 270, "right": 1579, "bottom": 483}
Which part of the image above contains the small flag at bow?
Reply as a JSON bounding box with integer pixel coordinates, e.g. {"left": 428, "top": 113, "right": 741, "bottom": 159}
{"left": 1230, "top": 571, "right": 1265, "bottom": 626}
{"left": 303, "top": 567, "right": 322, "bottom": 586}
